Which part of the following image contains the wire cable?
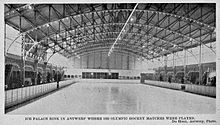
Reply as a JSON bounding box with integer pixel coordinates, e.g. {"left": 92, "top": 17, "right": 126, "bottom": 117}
{"left": 108, "top": 3, "right": 139, "bottom": 56}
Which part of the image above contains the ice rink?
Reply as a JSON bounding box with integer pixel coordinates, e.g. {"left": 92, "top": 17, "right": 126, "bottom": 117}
{"left": 8, "top": 79, "right": 216, "bottom": 114}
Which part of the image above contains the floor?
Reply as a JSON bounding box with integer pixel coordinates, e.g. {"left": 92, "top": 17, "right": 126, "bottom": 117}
{"left": 7, "top": 79, "right": 216, "bottom": 114}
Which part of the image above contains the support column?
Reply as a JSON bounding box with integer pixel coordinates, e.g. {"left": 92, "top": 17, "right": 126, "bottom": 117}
{"left": 19, "top": 15, "right": 25, "bottom": 87}
{"left": 34, "top": 59, "right": 38, "bottom": 85}
{"left": 86, "top": 55, "right": 89, "bottom": 69}
{"left": 80, "top": 56, "right": 82, "bottom": 69}
{"left": 21, "top": 34, "right": 25, "bottom": 87}
{"left": 198, "top": 26, "right": 202, "bottom": 85}
{"left": 199, "top": 43, "right": 202, "bottom": 85}
{"left": 100, "top": 51, "right": 102, "bottom": 69}
{"left": 93, "top": 52, "right": 95, "bottom": 69}
{"left": 183, "top": 49, "right": 187, "bottom": 81}
{"left": 34, "top": 30, "right": 39, "bottom": 85}
{"left": 121, "top": 54, "right": 123, "bottom": 69}
{"left": 164, "top": 55, "right": 168, "bottom": 74}
{"left": 164, "top": 55, "right": 168, "bottom": 81}
{"left": 127, "top": 53, "right": 129, "bottom": 70}
{"left": 173, "top": 53, "right": 176, "bottom": 81}
{"left": 43, "top": 62, "right": 47, "bottom": 83}
{"left": 134, "top": 56, "right": 136, "bottom": 70}
{"left": 198, "top": 6, "right": 203, "bottom": 85}
{"left": 4, "top": 23, "right": 6, "bottom": 56}
{"left": 114, "top": 53, "right": 116, "bottom": 69}
{"left": 56, "top": 65, "right": 59, "bottom": 88}
{"left": 107, "top": 54, "right": 109, "bottom": 70}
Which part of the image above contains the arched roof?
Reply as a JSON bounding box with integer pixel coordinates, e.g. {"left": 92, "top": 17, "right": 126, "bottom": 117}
{"left": 5, "top": 3, "right": 216, "bottom": 60}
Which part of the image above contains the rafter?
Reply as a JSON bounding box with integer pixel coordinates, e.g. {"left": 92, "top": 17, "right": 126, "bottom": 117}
{"left": 5, "top": 3, "right": 216, "bottom": 60}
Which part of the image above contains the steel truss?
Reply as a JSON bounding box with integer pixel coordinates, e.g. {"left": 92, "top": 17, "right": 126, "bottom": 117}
{"left": 5, "top": 3, "right": 215, "bottom": 61}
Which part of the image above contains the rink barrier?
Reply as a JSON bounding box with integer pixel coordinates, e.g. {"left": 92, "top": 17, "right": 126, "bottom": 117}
{"left": 184, "top": 84, "right": 216, "bottom": 97}
{"left": 144, "top": 80, "right": 183, "bottom": 90}
{"left": 143, "top": 80, "right": 216, "bottom": 97}
{"left": 5, "top": 79, "right": 75, "bottom": 109}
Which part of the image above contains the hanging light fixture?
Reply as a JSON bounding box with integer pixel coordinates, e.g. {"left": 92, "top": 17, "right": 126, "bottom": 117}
{"left": 28, "top": 4, "right": 33, "bottom": 10}
{"left": 46, "top": 23, "right": 50, "bottom": 27}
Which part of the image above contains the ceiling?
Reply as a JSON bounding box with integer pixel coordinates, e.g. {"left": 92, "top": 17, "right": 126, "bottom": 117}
{"left": 5, "top": 3, "right": 216, "bottom": 60}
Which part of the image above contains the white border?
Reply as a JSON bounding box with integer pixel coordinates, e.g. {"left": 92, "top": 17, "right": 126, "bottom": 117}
{"left": 0, "top": 1, "right": 219, "bottom": 125}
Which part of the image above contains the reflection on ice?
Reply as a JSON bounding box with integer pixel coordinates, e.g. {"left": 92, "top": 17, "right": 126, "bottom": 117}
{"left": 107, "top": 86, "right": 138, "bottom": 114}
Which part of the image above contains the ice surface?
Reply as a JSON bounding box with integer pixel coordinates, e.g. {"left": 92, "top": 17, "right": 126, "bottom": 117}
{"left": 8, "top": 79, "right": 215, "bottom": 114}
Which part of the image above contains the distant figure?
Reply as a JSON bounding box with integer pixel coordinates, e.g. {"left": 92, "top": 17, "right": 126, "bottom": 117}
{"left": 211, "top": 76, "right": 216, "bottom": 86}
{"left": 213, "top": 76, "right": 216, "bottom": 86}
{"left": 54, "top": 73, "right": 60, "bottom": 89}
{"left": 47, "top": 72, "right": 51, "bottom": 83}
{"left": 58, "top": 73, "right": 62, "bottom": 82}
{"left": 202, "top": 72, "right": 207, "bottom": 85}
{"left": 168, "top": 76, "right": 171, "bottom": 83}
{"left": 37, "top": 72, "right": 42, "bottom": 84}
{"left": 159, "top": 75, "right": 163, "bottom": 81}
{"left": 181, "top": 77, "right": 184, "bottom": 84}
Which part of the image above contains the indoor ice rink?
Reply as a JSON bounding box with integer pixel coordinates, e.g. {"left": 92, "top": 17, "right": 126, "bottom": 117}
{"left": 4, "top": 3, "right": 216, "bottom": 115}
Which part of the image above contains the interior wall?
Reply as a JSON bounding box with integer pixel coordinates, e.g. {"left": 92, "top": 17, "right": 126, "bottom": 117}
{"left": 66, "top": 51, "right": 155, "bottom": 76}
{"left": 69, "top": 51, "right": 145, "bottom": 70}
{"left": 65, "top": 68, "right": 155, "bottom": 77}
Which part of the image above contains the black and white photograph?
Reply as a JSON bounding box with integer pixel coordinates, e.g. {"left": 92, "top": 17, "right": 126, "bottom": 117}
{"left": 1, "top": 1, "right": 219, "bottom": 125}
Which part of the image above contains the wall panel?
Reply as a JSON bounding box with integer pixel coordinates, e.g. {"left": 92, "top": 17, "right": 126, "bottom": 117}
{"left": 70, "top": 51, "right": 144, "bottom": 70}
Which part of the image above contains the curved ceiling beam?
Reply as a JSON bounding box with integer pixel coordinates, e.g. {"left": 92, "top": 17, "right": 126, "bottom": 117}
{"left": 57, "top": 24, "right": 215, "bottom": 54}
{"left": 6, "top": 4, "right": 215, "bottom": 56}
{"left": 67, "top": 39, "right": 163, "bottom": 58}
{"left": 41, "top": 22, "right": 215, "bottom": 51}
{"left": 61, "top": 36, "right": 215, "bottom": 61}
{"left": 76, "top": 39, "right": 150, "bottom": 52}
{"left": 72, "top": 36, "right": 172, "bottom": 53}
{"left": 50, "top": 31, "right": 174, "bottom": 48}
{"left": 46, "top": 30, "right": 183, "bottom": 55}
{"left": 13, "top": 6, "right": 214, "bottom": 55}
{"left": 69, "top": 49, "right": 143, "bottom": 59}
{"left": 55, "top": 35, "right": 171, "bottom": 59}
{"left": 69, "top": 45, "right": 154, "bottom": 60}
{"left": 70, "top": 43, "right": 146, "bottom": 56}
{"left": 23, "top": 8, "right": 215, "bottom": 35}
{"left": 41, "top": 22, "right": 194, "bottom": 42}
{"left": 48, "top": 29, "right": 215, "bottom": 60}
{"left": 6, "top": 4, "right": 215, "bottom": 60}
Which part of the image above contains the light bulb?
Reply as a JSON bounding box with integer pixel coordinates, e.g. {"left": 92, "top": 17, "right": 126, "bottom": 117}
{"left": 28, "top": 5, "right": 33, "bottom": 10}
